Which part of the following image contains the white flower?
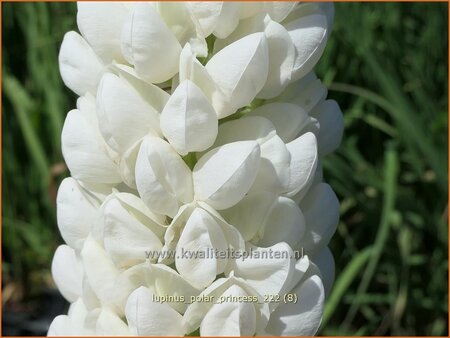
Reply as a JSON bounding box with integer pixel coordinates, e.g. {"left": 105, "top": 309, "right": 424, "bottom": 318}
{"left": 248, "top": 102, "right": 317, "bottom": 143}
{"left": 161, "top": 202, "right": 244, "bottom": 288}
{"left": 193, "top": 140, "right": 261, "bottom": 209}
{"left": 296, "top": 183, "right": 340, "bottom": 254}
{"left": 102, "top": 192, "right": 166, "bottom": 268}
{"left": 58, "top": 32, "right": 104, "bottom": 96}
{"left": 121, "top": 3, "right": 182, "bottom": 84}
{"left": 116, "top": 263, "right": 201, "bottom": 314}
{"left": 182, "top": 274, "right": 271, "bottom": 336}
{"left": 205, "top": 32, "right": 269, "bottom": 117}
{"left": 125, "top": 286, "right": 186, "bottom": 336}
{"left": 96, "top": 72, "right": 165, "bottom": 153}
{"left": 135, "top": 136, "right": 194, "bottom": 217}
{"left": 50, "top": 2, "right": 343, "bottom": 336}
{"left": 51, "top": 245, "right": 83, "bottom": 302}
{"left": 61, "top": 95, "right": 121, "bottom": 184}
{"left": 221, "top": 193, "right": 306, "bottom": 248}
{"left": 178, "top": 34, "right": 271, "bottom": 118}
{"left": 175, "top": 207, "right": 230, "bottom": 288}
{"left": 160, "top": 79, "right": 218, "bottom": 155}
{"left": 266, "top": 274, "right": 325, "bottom": 336}
{"left": 77, "top": 2, "right": 129, "bottom": 64}
{"left": 56, "top": 178, "right": 101, "bottom": 251}
{"left": 47, "top": 298, "right": 130, "bottom": 336}
{"left": 225, "top": 242, "right": 297, "bottom": 298}
{"left": 48, "top": 299, "right": 92, "bottom": 336}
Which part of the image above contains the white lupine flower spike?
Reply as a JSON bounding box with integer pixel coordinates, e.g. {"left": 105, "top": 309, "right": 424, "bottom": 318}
{"left": 51, "top": 2, "right": 342, "bottom": 336}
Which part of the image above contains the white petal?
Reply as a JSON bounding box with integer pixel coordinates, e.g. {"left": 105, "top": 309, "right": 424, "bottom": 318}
{"left": 250, "top": 132, "right": 291, "bottom": 194}
{"left": 200, "top": 285, "right": 256, "bottom": 336}
{"left": 183, "top": 277, "right": 235, "bottom": 333}
{"left": 257, "top": 20, "right": 295, "bottom": 99}
{"left": 229, "top": 242, "right": 295, "bottom": 297}
{"left": 160, "top": 80, "right": 218, "bottom": 155}
{"left": 286, "top": 12, "right": 328, "bottom": 81}
{"left": 67, "top": 298, "right": 89, "bottom": 324}
{"left": 186, "top": 2, "right": 242, "bottom": 40}
{"left": 176, "top": 208, "right": 227, "bottom": 288}
{"left": 49, "top": 299, "right": 90, "bottom": 336}
{"left": 61, "top": 96, "right": 121, "bottom": 184}
{"left": 125, "top": 286, "right": 185, "bottom": 336}
{"left": 285, "top": 255, "right": 311, "bottom": 293}
{"left": 266, "top": 275, "right": 325, "bottom": 336}
{"left": 211, "top": 116, "right": 290, "bottom": 193}
{"left": 220, "top": 191, "right": 276, "bottom": 242}
{"left": 213, "top": 3, "right": 241, "bottom": 39}
{"left": 214, "top": 115, "right": 275, "bottom": 146}
{"left": 311, "top": 100, "right": 344, "bottom": 155}
{"left": 115, "top": 192, "right": 167, "bottom": 230}
{"left": 206, "top": 33, "right": 269, "bottom": 118}
{"left": 249, "top": 102, "right": 314, "bottom": 143}
{"left": 77, "top": 180, "right": 115, "bottom": 205}
{"left": 259, "top": 196, "right": 305, "bottom": 248}
{"left": 162, "top": 202, "right": 245, "bottom": 267}
{"left": 160, "top": 203, "right": 196, "bottom": 264}
{"left": 77, "top": 2, "right": 128, "bottom": 63}
{"left": 199, "top": 202, "right": 247, "bottom": 252}
{"left": 103, "top": 197, "right": 163, "bottom": 268}
{"left": 179, "top": 44, "right": 216, "bottom": 100}
{"left": 311, "top": 246, "right": 335, "bottom": 297}
{"left": 51, "top": 245, "right": 82, "bottom": 302}
{"left": 47, "top": 315, "right": 73, "bottom": 336}
{"left": 119, "top": 138, "right": 142, "bottom": 189}
{"left": 185, "top": 2, "right": 223, "bottom": 37}
{"left": 96, "top": 73, "right": 162, "bottom": 153}
{"left": 178, "top": 44, "right": 230, "bottom": 118}
{"left": 299, "top": 183, "right": 339, "bottom": 252}
{"left": 285, "top": 3, "right": 334, "bottom": 38}
{"left": 81, "top": 236, "right": 120, "bottom": 306}
{"left": 194, "top": 141, "right": 261, "bottom": 209}
{"left": 47, "top": 299, "right": 90, "bottom": 337}
{"left": 83, "top": 309, "right": 101, "bottom": 334}
{"left": 112, "top": 63, "right": 171, "bottom": 112}
{"left": 183, "top": 275, "right": 270, "bottom": 334}
{"left": 96, "top": 309, "right": 130, "bottom": 335}
{"left": 106, "top": 71, "right": 170, "bottom": 184}
{"left": 277, "top": 72, "right": 328, "bottom": 113}
{"left": 135, "top": 136, "right": 193, "bottom": 217}
{"left": 68, "top": 299, "right": 93, "bottom": 335}
{"left": 146, "top": 264, "right": 201, "bottom": 313}
{"left": 264, "top": 2, "right": 297, "bottom": 22}
{"left": 114, "top": 263, "right": 200, "bottom": 315}
{"left": 157, "top": 3, "right": 207, "bottom": 57}
{"left": 82, "top": 276, "right": 100, "bottom": 311}
{"left": 58, "top": 31, "right": 104, "bottom": 96}
{"left": 212, "top": 12, "right": 265, "bottom": 53}
{"left": 283, "top": 132, "right": 318, "bottom": 197}
{"left": 121, "top": 3, "right": 181, "bottom": 83}
{"left": 56, "top": 178, "right": 98, "bottom": 251}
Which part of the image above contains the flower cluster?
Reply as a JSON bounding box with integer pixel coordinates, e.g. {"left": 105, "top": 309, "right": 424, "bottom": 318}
{"left": 49, "top": 2, "right": 343, "bottom": 336}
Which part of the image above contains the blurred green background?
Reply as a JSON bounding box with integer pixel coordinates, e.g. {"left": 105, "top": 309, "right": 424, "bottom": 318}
{"left": 2, "top": 2, "right": 448, "bottom": 336}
